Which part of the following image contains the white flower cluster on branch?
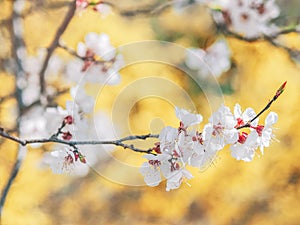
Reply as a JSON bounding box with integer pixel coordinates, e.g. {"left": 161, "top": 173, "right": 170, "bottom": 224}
{"left": 0, "top": 0, "right": 293, "bottom": 217}
{"left": 140, "top": 100, "right": 279, "bottom": 191}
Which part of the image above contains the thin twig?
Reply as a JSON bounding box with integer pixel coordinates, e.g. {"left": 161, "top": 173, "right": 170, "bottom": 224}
{"left": 237, "top": 81, "right": 287, "bottom": 130}
{"left": 218, "top": 23, "right": 299, "bottom": 42}
{"left": 58, "top": 42, "right": 109, "bottom": 64}
{"left": 0, "top": 128, "right": 159, "bottom": 154}
{"left": 39, "top": 0, "right": 76, "bottom": 96}
{"left": 94, "top": 0, "right": 174, "bottom": 17}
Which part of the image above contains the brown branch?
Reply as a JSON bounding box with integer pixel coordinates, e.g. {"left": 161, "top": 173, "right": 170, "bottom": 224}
{"left": 0, "top": 94, "right": 14, "bottom": 104}
{"left": 0, "top": 0, "right": 27, "bottom": 218}
{"left": 39, "top": 0, "right": 77, "bottom": 96}
{"left": 237, "top": 81, "right": 287, "bottom": 130}
{"left": 0, "top": 128, "right": 159, "bottom": 154}
{"left": 216, "top": 21, "right": 299, "bottom": 42}
{"left": 91, "top": 0, "right": 174, "bottom": 17}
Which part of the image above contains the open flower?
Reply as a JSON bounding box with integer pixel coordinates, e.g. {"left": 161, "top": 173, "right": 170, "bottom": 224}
{"left": 203, "top": 105, "right": 239, "bottom": 151}
{"left": 140, "top": 107, "right": 203, "bottom": 190}
{"left": 230, "top": 130, "right": 259, "bottom": 162}
{"left": 257, "top": 112, "right": 278, "bottom": 154}
{"left": 233, "top": 103, "right": 258, "bottom": 128}
{"left": 185, "top": 39, "right": 231, "bottom": 78}
{"left": 66, "top": 32, "right": 123, "bottom": 85}
{"left": 42, "top": 148, "right": 89, "bottom": 176}
{"left": 42, "top": 148, "right": 76, "bottom": 174}
{"left": 175, "top": 107, "right": 203, "bottom": 127}
{"left": 212, "top": 0, "right": 280, "bottom": 38}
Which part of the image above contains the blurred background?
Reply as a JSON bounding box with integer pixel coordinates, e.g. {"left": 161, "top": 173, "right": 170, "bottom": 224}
{"left": 0, "top": 0, "right": 300, "bottom": 224}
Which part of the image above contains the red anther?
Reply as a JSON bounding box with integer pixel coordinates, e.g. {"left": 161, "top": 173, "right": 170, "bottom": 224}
{"left": 238, "top": 132, "right": 248, "bottom": 144}
{"left": 73, "top": 151, "right": 79, "bottom": 161}
{"left": 149, "top": 160, "right": 161, "bottom": 167}
{"left": 153, "top": 142, "right": 161, "bottom": 154}
{"left": 255, "top": 125, "right": 264, "bottom": 136}
{"left": 173, "top": 150, "right": 180, "bottom": 158}
{"left": 64, "top": 154, "right": 74, "bottom": 165}
{"left": 235, "top": 117, "right": 244, "bottom": 128}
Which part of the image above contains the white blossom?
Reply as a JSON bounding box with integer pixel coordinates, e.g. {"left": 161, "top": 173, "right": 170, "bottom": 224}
{"left": 140, "top": 107, "right": 204, "bottom": 190}
{"left": 185, "top": 39, "right": 231, "bottom": 78}
{"left": 175, "top": 107, "right": 203, "bottom": 127}
{"left": 165, "top": 169, "right": 193, "bottom": 192}
{"left": 66, "top": 32, "right": 123, "bottom": 85}
{"left": 203, "top": 105, "right": 239, "bottom": 150}
{"left": 41, "top": 148, "right": 89, "bottom": 176}
{"left": 20, "top": 106, "right": 48, "bottom": 147}
{"left": 233, "top": 103, "right": 258, "bottom": 127}
{"left": 212, "top": 0, "right": 280, "bottom": 38}
{"left": 257, "top": 112, "right": 278, "bottom": 154}
{"left": 230, "top": 131, "right": 259, "bottom": 162}
{"left": 70, "top": 84, "right": 94, "bottom": 114}
{"left": 93, "top": 3, "right": 112, "bottom": 18}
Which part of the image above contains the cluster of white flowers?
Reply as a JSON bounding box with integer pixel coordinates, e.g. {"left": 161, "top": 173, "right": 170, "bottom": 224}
{"left": 20, "top": 49, "right": 64, "bottom": 106}
{"left": 174, "top": 0, "right": 280, "bottom": 38}
{"left": 15, "top": 28, "right": 124, "bottom": 176}
{"left": 66, "top": 32, "right": 124, "bottom": 85}
{"left": 140, "top": 104, "right": 277, "bottom": 191}
{"left": 185, "top": 39, "right": 231, "bottom": 78}
{"left": 211, "top": 0, "right": 280, "bottom": 38}
{"left": 39, "top": 83, "right": 117, "bottom": 176}
{"left": 11, "top": 0, "right": 285, "bottom": 190}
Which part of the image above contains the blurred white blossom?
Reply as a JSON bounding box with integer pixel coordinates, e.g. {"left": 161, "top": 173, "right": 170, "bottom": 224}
{"left": 66, "top": 32, "right": 123, "bottom": 85}
{"left": 185, "top": 39, "right": 231, "bottom": 78}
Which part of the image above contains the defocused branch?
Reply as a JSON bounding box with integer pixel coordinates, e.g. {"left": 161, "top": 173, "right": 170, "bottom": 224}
{"left": 0, "top": 94, "right": 14, "bottom": 104}
{"left": 92, "top": 0, "right": 175, "bottom": 17}
{"left": 216, "top": 23, "right": 299, "bottom": 42}
{"left": 215, "top": 22, "right": 300, "bottom": 59}
{"left": 58, "top": 42, "right": 111, "bottom": 65}
{"left": 0, "top": 1, "right": 72, "bottom": 27}
{"left": 0, "top": 0, "right": 27, "bottom": 219}
{"left": 0, "top": 128, "right": 159, "bottom": 154}
{"left": 39, "top": 0, "right": 76, "bottom": 96}
{"left": 0, "top": 146, "right": 26, "bottom": 218}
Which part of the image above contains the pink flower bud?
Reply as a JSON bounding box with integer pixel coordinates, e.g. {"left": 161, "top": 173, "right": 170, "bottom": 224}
{"left": 62, "top": 131, "right": 72, "bottom": 140}
{"left": 64, "top": 115, "right": 73, "bottom": 125}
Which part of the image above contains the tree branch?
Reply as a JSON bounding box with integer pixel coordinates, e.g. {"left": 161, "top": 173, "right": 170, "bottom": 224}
{"left": 237, "top": 81, "right": 287, "bottom": 130}
{"left": 0, "top": 0, "right": 27, "bottom": 219}
{"left": 39, "top": 0, "right": 76, "bottom": 96}
{"left": 0, "top": 128, "right": 159, "bottom": 154}
{"left": 0, "top": 146, "right": 26, "bottom": 218}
